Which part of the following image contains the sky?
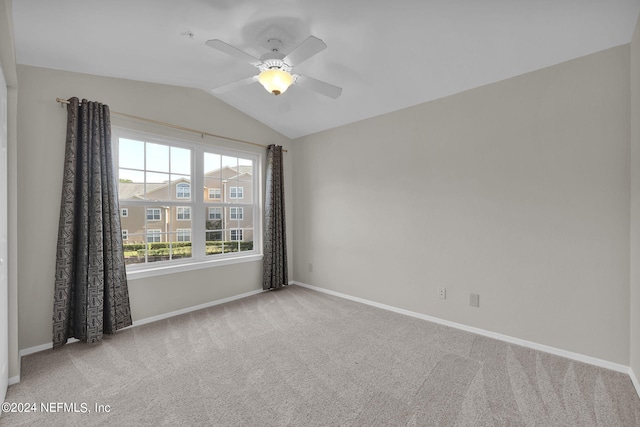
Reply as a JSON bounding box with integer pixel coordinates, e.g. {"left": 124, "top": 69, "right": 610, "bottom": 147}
{"left": 117, "top": 137, "right": 252, "bottom": 184}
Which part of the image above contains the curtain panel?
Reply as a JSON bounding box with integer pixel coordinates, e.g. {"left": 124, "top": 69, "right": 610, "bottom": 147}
{"left": 52, "top": 97, "right": 132, "bottom": 347}
{"left": 262, "top": 145, "right": 288, "bottom": 290}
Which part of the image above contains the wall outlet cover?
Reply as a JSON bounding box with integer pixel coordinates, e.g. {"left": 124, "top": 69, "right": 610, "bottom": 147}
{"left": 470, "top": 293, "right": 480, "bottom": 307}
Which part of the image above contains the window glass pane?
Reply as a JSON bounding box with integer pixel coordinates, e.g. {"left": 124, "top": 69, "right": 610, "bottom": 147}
{"left": 205, "top": 216, "right": 224, "bottom": 256}
{"left": 227, "top": 184, "right": 252, "bottom": 203}
{"left": 119, "top": 138, "right": 145, "bottom": 170}
{"left": 204, "top": 152, "right": 221, "bottom": 174}
{"left": 146, "top": 208, "right": 162, "bottom": 221}
{"left": 221, "top": 155, "right": 237, "bottom": 171}
{"left": 176, "top": 206, "right": 191, "bottom": 221}
{"left": 146, "top": 172, "right": 170, "bottom": 200}
{"left": 146, "top": 143, "right": 169, "bottom": 172}
{"left": 176, "top": 228, "right": 192, "bottom": 243}
{"left": 207, "top": 207, "right": 222, "bottom": 220}
{"left": 172, "top": 240, "right": 192, "bottom": 260}
{"left": 237, "top": 158, "right": 253, "bottom": 182}
{"left": 123, "top": 236, "right": 146, "bottom": 265}
{"left": 171, "top": 146, "right": 191, "bottom": 175}
{"left": 205, "top": 178, "right": 222, "bottom": 200}
{"left": 118, "top": 170, "right": 144, "bottom": 198}
{"left": 239, "top": 230, "right": 253, "bottom": 252}
{"left": 172, "top": 176, "right": 191, "bottom": 201}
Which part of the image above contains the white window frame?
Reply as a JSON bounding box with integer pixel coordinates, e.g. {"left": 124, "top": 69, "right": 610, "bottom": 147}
{"left": 114, "top": 128, "right": 262, "bottom": 279}
{"left": 176, "top": 206, "right": 191, "bottom": 221}
{"left": 121, "top": 208, "right": 128, "bottom": 217}
{"left": 230, "top": 207, "right": 244, "bottom": 220}
{"left": 208, "top": 188, "right": 221, "bottom": 199}
{"left": 230, "top": 186, "right": 243, "bottom": 199}
{"left": 208, "top": 207, "right": 222, "bottom": 220}
{"left": 176, "top": 228, "right": 191, "bottom": 242}
{"left": 147, "top": 229, "right": 162, "bottom": 243}
{"left": 147, "top": 208, "right": 161, "bottom": 221}
{"left": 176, "top": 182, "right": 191, "bottom": 199}
{"left": 230, "top": 229, "right": 243, "bottom": 241}
{"left": 122, "top": 229, "right": 129, "bottom": 241}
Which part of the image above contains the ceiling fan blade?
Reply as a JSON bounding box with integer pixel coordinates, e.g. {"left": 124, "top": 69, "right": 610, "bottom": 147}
{"left": 296, "top": 75, "right": 342, "bottom": 99}
{"left": 205, "top": 39, "right": 262, "bottom": 67}
{"left": 283, "top": 36, "right": 327, "bottom": 66}
{"left": 211, "top": 76, "right": 258, "bottom": 94}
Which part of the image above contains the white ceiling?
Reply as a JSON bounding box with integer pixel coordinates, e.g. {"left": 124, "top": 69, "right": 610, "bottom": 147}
{"left": 12, "top": 0, "right": 640, "bottom": 139}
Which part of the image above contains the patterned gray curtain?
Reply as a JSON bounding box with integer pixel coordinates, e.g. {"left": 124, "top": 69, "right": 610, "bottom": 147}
{"left": 262, "top": 145, "right": 288, "bottom": 290}
{"left": 52, "top": 97, "right": 132, "bottom": 348}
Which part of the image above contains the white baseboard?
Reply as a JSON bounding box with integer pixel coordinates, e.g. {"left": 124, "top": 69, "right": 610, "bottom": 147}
{"left": 291, "top": 281, "right": 631, "bottom": 375}
{"left": 630, "top": 367, "right": 640, "bottom": 399}
{"left": 14, "top": 288, "right": 267, "bottom": 382}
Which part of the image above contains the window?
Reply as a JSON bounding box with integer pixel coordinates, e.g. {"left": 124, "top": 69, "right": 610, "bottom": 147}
{"left": 208, "top": 207, "right": 221, "bottom": 220}
{"left": 121, "top": 208, "right": 128, "bottom": 217}
{"left": 176, "top": 182, "right": 191, "bottom": 199}
{"left": 208, "top": 188, "right": 221, "bottom": 199}
{"left": 115, "top": 128, "right": 260, "bottom": 272}
{"left": 177, "top": 228, "right": 191, "bottom": 242}
{"left": 177, "top": 207, "right": 191, "bottom": 221}
{"left": 230, "top": 186, "right": 243, "bottom": 199}
{"left": 230, "top": 207, "right": 243, "bottom": 220}
{"left": 147, "top": 208, "right": 161, "bottom": 221}
{"left": 147, "top": 229, "right": 162, "bottom": 243}
{"left": 122, "top": 229, "right": 129, "bottom": 241}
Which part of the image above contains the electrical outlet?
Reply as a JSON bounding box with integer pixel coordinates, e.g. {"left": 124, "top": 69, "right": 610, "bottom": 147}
{"left": 438, "top": 288, "right": 446, "bottom": 300}
{"left": 308, "top": 263, "right": 313, "bottom": 273}
{"left": 470, "top": 293, "right": 480, "bottom": 308}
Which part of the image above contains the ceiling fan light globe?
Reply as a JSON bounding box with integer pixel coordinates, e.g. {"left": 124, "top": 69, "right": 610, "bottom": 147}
{"left": 258, "top": 69, "right": 293, "bottom": 95}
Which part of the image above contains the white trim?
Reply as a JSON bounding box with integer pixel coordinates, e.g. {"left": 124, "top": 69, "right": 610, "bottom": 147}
{"left": 290, "top": 281, "right": 630, "bottom": 375}
{"left": 18, "top": 338, "right": 79, "bottom": 359}
{"left": 126, "top": 253, "right": 262, "bottom": 280}
{"left": 175, "top": 182, "right": 191, "bottom": 199}
{"left": 176, "top": 228, "right": 191, "bottom": 242}
{"left": 208, "top": 206, "right": 222, "bottom": 220}
{"left": 146, "top": 208, "right": 161, "bottom": 221}
{"left": 208, "top": 188, "right": 221, "bottom": 200}
{"left": 230, "top": 228, "right": 243, "bottom": 241}
{"left": 630, "top": 367, "right": 640, "bottom": 399}
{"left": 14, "top": 288, "right": 267, "bottom": 384}
{"left": 230, "top": 207, "right": 243, "bottom": 220}
{"left": 229, "top": 186, "right": 243, "bottom": 199}
{"left": 176, "top": 206, "right": 191, "bottom": 221}
{"left": 145, "top": 228, "right": 162, "bottom": 243}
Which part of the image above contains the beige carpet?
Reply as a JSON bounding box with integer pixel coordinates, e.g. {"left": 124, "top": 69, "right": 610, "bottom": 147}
{"left": 2, "top": 285, "right": 639, "bottom": 426}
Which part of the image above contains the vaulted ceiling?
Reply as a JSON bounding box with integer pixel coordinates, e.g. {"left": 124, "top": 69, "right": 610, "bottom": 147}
{"left": 12, "top": 0, "right": 640, "bottom": 138}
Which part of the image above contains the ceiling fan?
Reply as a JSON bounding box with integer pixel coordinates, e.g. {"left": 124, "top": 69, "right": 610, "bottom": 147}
{"left": 206, "top": 35, "right": 342, "bottom": 99}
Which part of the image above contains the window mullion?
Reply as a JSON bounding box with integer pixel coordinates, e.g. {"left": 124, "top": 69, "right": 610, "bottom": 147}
{"left": 192, "top": 146, "right": 205, "bottom": 260}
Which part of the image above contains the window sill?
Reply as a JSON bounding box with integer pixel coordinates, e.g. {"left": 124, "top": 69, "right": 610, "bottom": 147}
{"left": 126, "top": 253, "right": 263, "bottom": 280}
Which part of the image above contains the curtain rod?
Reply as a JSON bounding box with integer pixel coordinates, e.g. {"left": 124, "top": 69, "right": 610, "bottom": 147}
{"left": 55, "top": 97, "right": 287, "bottom": 152}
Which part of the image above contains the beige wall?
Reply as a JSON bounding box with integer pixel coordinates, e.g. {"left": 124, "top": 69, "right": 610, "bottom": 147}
{"left": 293, "top": 45, "right": 631, "bottom": 364}
{"left": 16, "top": 65, "right": 293, "bottom": 352}
{"left": 630, "top": 14, "right": 640, "bottom": 378}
